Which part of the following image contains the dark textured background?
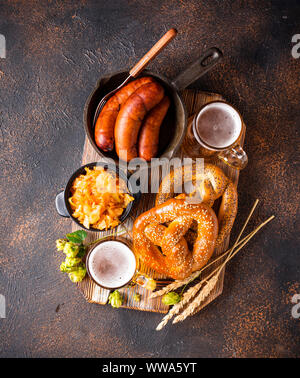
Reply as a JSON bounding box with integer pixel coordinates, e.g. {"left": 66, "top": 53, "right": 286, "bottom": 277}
{"left": 0, "top": 0, "right": 299, "bottom": 358}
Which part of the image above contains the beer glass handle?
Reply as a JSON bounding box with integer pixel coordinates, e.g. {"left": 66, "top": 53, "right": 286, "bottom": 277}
{"left": 218, "top": 145, "right": 248, "bottom": 170}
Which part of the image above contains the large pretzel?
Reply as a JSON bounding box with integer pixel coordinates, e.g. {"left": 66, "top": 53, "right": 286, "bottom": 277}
{"left": 155, "top": 163, "right": 238, "bottom": 247}
{"left": 132, "top": 198, "right": 218, "bottom": 280}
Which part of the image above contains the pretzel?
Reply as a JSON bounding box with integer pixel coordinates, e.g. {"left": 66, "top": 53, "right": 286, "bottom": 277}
{"left": 132, "top": 198, "right": 218, "bottom": 280}
{"left": 155, "top": 163, "right": 238, "bottom": 247}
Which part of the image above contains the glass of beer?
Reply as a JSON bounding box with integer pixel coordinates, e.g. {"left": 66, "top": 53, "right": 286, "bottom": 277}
{"left": 85, "top": 237, "right": 153, "bottom": 291}
{"left": 184, "top": 101, "right": 248, "bottom": 170}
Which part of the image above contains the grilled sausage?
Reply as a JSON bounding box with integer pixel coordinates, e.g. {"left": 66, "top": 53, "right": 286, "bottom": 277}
{"left": 138, "top": 96, "right": 170, "bottom": 161}
{"left": 114, "top": 81, "right": 164, "bottom": 161}
{"left": 94, "top": 76, "right": 154, "bottom": 151}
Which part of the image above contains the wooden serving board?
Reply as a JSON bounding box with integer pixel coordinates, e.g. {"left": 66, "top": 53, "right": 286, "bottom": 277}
{"left": 73, "top": 89, "right": 245, "bottom": 315}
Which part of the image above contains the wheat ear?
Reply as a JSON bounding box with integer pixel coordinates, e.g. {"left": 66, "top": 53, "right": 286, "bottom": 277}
{"left": 155, "top": 202, "right": 274, "bottom": 329}
{"left": 150, "top": 270, "right": 201, "bottom": 299}
{"left": 156, "top": 279, "right": 205, "bottom": 330}
{"left": 150, "top": 231, "right": 253, "bottom": 299}
{"left": 172, "top": 214, "right": 275, "bottom": 323}
{"left": 156, "top": 215, "right": 274, "bottom": 328}
{"left": 173, "top": 274, "right": 220, "bottom": 323}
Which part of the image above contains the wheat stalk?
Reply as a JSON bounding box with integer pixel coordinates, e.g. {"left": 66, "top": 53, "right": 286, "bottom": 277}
{"left": 171, "top": 215, "right": 274, "bottom": 324}
{"left": 155, "top": 198, "right": 274, "bottom": 329}
{"left": 155, "top": 216, "right": 274, "bottom": 329}
{"left": 151, "top": 200, "right": 260, "bottom": 299}
{"left": 156, "top": 236, "right": 244, "bottom": 330}
{"left": 172, "top": 234, "right": 236, "bottom": 325}
{"left": 150, "top": 270, "right": 201, "bottom": 299}
{"left": 173, "top": 274, "right": 220, "bottom": 323}
{"left": 150, "top": 231, "right": 253, "bottom": 298}
{"left": 156, "top": 279, "right": 204, "bottom": 330}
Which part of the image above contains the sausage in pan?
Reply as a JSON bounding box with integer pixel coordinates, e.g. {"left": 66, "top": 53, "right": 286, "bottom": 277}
{"left": 138, "top": 96, "right": 170, "bottom": 161}
{"left": 114, "top": 81, "right": 164, "bottom": 161}
{"left": 94, "top": 76, "right": 154, "bottom": 151}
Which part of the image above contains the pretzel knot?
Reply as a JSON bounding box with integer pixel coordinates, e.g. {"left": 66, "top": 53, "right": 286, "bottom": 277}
{"left": 155, "top": 163, "right": 238, "bottom": 247}
{"left": 132, "top": 198, "right": 218, "bottom": 280}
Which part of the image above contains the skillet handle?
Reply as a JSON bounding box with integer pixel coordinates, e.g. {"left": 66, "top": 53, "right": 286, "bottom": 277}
{"left": 171, "top": 47, "right": 223, "bottom": 91}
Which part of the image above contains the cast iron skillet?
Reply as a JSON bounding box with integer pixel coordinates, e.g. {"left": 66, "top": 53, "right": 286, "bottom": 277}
{"left": 84, "top": 47, "right": 223, "bottom": 164}
{"left": 55, "top": 161, "right": 140, "bottom": 232}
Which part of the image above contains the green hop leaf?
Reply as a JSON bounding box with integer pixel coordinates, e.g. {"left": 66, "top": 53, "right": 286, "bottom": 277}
{"left": 76, "top": 244, "right": 86, "bottom": 259}
{"left": 108, "top": 290, "right": 123, "bottom": 308}
{"left": 66, "top": 230, "right": 87, "bottom": 244}
{"left": 162, "top": 292, "right": 181, "bottom": 306}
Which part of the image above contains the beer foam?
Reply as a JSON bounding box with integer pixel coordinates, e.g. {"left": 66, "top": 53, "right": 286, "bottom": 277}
{"left": 88, "top": 241, "right": 136, "bottom": 289}
{"left": 196, "top": 102, "right": 242, "bottom": 149}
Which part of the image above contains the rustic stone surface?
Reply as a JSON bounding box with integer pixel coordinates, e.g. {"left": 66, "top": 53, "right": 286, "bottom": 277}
{"left": 0, "top": 0, "right": 299, "bottom": 357}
